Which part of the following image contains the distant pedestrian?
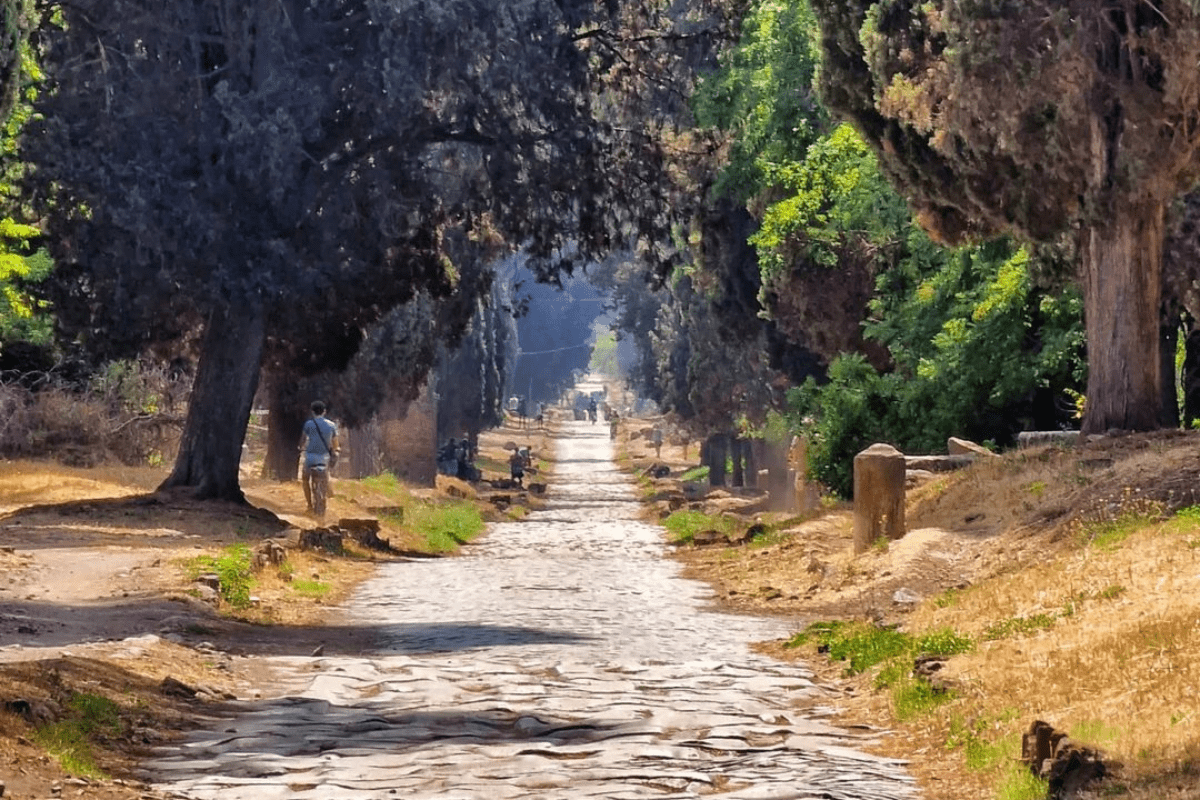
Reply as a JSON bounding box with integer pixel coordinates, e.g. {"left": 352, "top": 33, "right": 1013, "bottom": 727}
{"left": 652, "top": 425, "right": 663, "bottom": 459}
{"left": 509, "top": 449, "right": 525, "bottom": 487}
{"left": 300, "top": 400, "right": 339, "bottom": 517}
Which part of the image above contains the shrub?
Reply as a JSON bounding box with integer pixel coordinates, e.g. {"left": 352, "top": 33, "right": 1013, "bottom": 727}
{"left": 0, "top": 358, "right": 187, "bottom": 465}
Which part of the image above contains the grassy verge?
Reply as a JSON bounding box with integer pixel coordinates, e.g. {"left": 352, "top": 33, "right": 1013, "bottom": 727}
{"left": 350, "top": 473, "right": 486, "bottom": 552}
{"left": 800, "top": 500, "right": 1200, "bottom": 799}
{"left": 662, "top": 509, "right": 739, "bottom": 544}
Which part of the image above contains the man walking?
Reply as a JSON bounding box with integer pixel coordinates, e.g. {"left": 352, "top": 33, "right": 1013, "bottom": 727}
{"left": 300, "top": 400, "right": 339, "bottom": 517}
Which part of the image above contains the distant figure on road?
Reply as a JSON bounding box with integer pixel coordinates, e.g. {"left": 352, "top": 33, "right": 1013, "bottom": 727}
{"left": 609, "top": 411, "right": 619, "bottom": 441}
{"left": 588, "top": 398, "right": 597, "bottom": 424}
{"left": 651, "top": 425, "right": 663, "bottom": 459}
{"left": 509, "top": 449, "right": 525, "bottom": 487}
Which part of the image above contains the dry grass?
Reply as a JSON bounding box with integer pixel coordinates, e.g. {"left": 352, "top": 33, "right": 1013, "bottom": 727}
{"left": 897, "top": 511, "right": 1200, "bottom": 797}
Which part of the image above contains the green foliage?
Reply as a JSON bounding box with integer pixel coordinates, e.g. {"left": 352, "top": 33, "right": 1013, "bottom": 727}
{"left": 788, "top": 353, "right": 890, "bottom": 497}
{"left": 32, "top": 692, "right": 122, "bottom": 779}
{"left": 187, "top": 545, "right": 255, "bottom": 609}
{"left": 679, "top": 465, "right": 710, "bottom": 482}
{"left": 0, "top": 17, "right": 51, "bottom": 355}
{"left": 662, "top": 509, "right": 737, "bottom": 544}
{"left": 692, "top": 0, "right": 827, "bottom": 202}
{"left": 88, "top": 360, "right": 163, "bottom": 414}
{"left": 891, "top": 672, "right": 954, "bottom": 721}
{"left": 588, "top": 329, "right": 621, "bottom": 377}
{"left": 789, "top": 238, "right": 1084, "bottom": 497}
{"left": 0, "top": 233, "right": 52, "bottom": 350}
{"left": 750, "top": 124, "right": 910, "bottom": 279}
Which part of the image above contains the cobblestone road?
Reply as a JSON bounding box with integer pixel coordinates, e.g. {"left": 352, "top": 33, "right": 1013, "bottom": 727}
{"left": 146, "top": 421, "right": 915, "bottom": 799}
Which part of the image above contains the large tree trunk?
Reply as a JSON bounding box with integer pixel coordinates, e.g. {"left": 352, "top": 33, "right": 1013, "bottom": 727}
{"left": 160, "top": 300, "right": 266, "bottom": 502}
{"left": 1080, "top": 204, "right": 1164, "bottom": 434}
{"left": 705, "top": 433, "right": 727, "bottom": 487}
{"left": 261, "top": 374, "right": 304, "bottom": 481}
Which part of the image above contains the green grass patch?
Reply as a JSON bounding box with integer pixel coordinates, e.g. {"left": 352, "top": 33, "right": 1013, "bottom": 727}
{"left": 933, "top": 587, "right": 962, "bottom": 608}
{"left": 994, "top": 762, "right": 1048, "bottom": 800}
{"left": 789, "top": 622, "right": 972, "bottom": 723}
{"left": 679, "top": 465, "right": 709, "bottom": 483}
{"left": 982, "top": 613, "right": 1057, "bottom": 641}
{"left": 186, "top": 544, "right": 255, "bottom": 608}
{"left": 32, "top": 693, "right": 122, "bottom": 778}
{"left": 947, "top": 719, "right": 1014, "bottom": 771}
{"left": 891, "top": 673, "right": 953, "bottom": 721}
{"left": 356, "top": 472, "right": 408, "bottom": 499}
{"left": 662, "top": 509, "right": 737, "bottom": 544}
{"left": 351, "top": 473, "right": 486, "bottom": 554}
{"left": 408, "top": 500, "right": 485, "bottom": 553}
{"left": 1070, "top": 719, "right": 1122, "bottom": 748}
{"left": 1171, "top": 504, "right": 1200, "bottom": 523}
{"left": 787, "top": 621, "right": 972, "bottom": 677}
{"left": 1085, "top": 512, "right": 1157, "bottom": 551}
{"left": 290, "top": 579, "right": 331, "bottom": 598}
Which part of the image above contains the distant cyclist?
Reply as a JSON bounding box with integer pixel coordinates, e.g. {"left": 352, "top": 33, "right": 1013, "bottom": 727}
{"left": 300, "top": 400, "right": 339, "bottom": 517}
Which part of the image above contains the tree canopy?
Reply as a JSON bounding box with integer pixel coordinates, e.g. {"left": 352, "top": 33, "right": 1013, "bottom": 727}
{"left": 23, "top": 0, "right": 735, "bottom": 499}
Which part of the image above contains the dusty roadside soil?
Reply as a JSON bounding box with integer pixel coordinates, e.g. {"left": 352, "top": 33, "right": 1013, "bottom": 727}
{"left": 0, "top": 416, "right": 553, "bottom": 800}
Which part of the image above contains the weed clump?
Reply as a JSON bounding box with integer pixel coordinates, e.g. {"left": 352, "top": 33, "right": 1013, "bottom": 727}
{"left": 187, "top": 544, "right": 255, "bottom": 608}
{"left": 31, "top": 692, "right": 122, "bottom": 778}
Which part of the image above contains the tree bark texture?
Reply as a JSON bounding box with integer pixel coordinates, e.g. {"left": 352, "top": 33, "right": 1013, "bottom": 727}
{"left": 706, "top": 433, "right": 727, "bottom": 487}
{"left": 763, "top": 439, "right": 791, "bottom": 511}
{"left": 160, "top": 299, "right": 266, "bottom": 501}
{"left": 730, "top": 437, "right": 745, "bottom": 488}
{"left": 1160, "top": 314, "right": 1180, "bottom": 429}
{"left": 261, "top": 374, "right": 305, "bottom": 481}
{"left": 346, "top": 422, "right": 383, "bottom": 479}
{"left": 745, "top": 440, "right": 758, "bottom": 489}
{"left": 1080, "top": 203, "right": 1164, "bottom": 434}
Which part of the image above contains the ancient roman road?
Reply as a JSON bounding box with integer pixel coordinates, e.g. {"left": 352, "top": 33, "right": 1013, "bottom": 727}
{"left": 146, "top": 421, "right": 916, "bottom": 800}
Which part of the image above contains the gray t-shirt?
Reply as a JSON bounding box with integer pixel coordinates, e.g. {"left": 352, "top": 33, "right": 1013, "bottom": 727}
{"left": 302, "top": 417, "right": 338, "bottom": 467}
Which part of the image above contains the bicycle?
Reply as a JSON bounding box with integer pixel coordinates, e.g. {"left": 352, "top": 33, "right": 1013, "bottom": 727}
{"left": 305, "top": 464, "right": 329, "bottom": 518}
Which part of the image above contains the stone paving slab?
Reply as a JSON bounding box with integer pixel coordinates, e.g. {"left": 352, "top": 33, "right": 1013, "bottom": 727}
{"left": 145, "top": 422, "right": 915, "bottom": 799}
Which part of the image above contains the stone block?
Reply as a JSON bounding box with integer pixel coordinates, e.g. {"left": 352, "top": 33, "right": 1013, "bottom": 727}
{"left": 299, "top": 527, "right": 345, "bottom": 553}
{"left": 853, "top": 443, "right": 906, "bottom": 554}
{"left": 1018, "top": 430, "right": 1082, "bottom": 448}
{"left": 904, "top": 454, "right": 975, "bottom": 472}
{"left": 947, "top": 436, "right": 997, "bottom": 458}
